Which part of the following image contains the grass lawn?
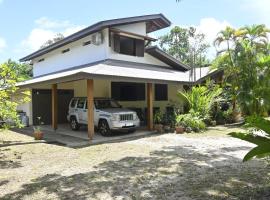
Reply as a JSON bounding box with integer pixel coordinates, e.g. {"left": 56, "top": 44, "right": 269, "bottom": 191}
{"left": 0, "top": 126, "right": 270, "bottom": 200}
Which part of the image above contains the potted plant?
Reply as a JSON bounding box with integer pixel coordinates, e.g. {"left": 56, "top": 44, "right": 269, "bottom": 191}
{"left": 153, "top": 110, "right": 163, "bottom": 133}
{"left": 162, "top": 112, "right": 171, "bottom": 133}
{"left": 175, "top": 115, "right": 185, "bottom": 134}
{"left": 33, "top": 117, "right": 44, "bottom": 140}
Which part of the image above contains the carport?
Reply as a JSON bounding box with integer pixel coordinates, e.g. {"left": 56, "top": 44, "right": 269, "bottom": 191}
{"left": 18, "top": 59, "right": 191, "bottom": 140}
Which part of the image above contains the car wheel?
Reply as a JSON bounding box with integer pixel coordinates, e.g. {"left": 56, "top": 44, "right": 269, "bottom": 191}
{"left": 98, "top": 120, "right": 111, "bottom": 136}
{"left": 70, "top": 117, "right": 80, "bottom": 131}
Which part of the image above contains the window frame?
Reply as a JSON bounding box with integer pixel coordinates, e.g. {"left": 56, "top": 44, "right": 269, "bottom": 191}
{"left": 113, "top": 34, "right": 145, "bottom": 57}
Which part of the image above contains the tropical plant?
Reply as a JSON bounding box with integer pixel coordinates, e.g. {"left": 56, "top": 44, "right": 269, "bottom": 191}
{"left": 153, "top": 110, "right": 163, "bottom": 124}
{"left": 230, "top": 116, "right": 270, "bottom": 161}
{"left": 4, "top": 59, "right": 32, "bottom": 80}
{"left": 178, "top": 81, "right": 222, "bottom": 121}
{"left": 0, "top": 61, "right": 30, "bottom": 128}
{"left": 176, "top": 113, "right": 206, "bottom": 132}
{"left": 213, "top": 24, "right": 270, "bottom": 116}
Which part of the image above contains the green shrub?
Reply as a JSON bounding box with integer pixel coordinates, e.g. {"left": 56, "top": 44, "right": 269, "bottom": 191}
{"left": 176, "top": 113, "right": 206, "bottom": 132}
{"left": 153, "top": 110, "right": 163, "bottom": 124}
{"left": 178, "top": 81, "right": 222, "bottom": 121}
{"left": 214, "top": 107, "right": 234, "bottom": 124}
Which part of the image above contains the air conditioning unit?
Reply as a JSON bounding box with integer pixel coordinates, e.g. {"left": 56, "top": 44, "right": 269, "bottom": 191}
{"left": 92, "top": 32, "right": 103, "bottom": 45}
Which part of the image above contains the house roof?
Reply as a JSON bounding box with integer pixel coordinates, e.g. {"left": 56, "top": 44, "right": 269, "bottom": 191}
{"left": 195, "top": 67, "right": 223, "bottom": 83}
{"left": 17, "top": 59, "right": 193, "bottom": 88}
{"left": 20, "top": 14, "right": 171, "bottom": 62}
{"left": 145, "top": 46, "right": 190, "bottom": 72}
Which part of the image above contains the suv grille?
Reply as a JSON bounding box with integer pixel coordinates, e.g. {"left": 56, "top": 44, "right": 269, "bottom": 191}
{"left": 120, "top": 114, "right": 133, "bottom": 121}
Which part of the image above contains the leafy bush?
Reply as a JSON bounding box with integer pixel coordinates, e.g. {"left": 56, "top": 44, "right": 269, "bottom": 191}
{"left": 162, "top": 111, "right": 176, "bottom": 127}
{"left": 176, "top": 113, "right": 206, "bottom": 132}
{"left": 0, "top": 61, "right": 30, "bottom": 128}
{"left": 178, "top": 81, "right": 222, "bottom": 121}
{"left": 230, "top": 116, "right": 270, "bottom": 161}
{"left": 153, "top": 110, "right": 163, "bottom": 124}
{"left": 214, "top": 107, "right": 234, "bottom": 124}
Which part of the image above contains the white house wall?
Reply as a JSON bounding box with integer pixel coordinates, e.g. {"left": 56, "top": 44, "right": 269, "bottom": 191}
{"left": 31, "top": 23, "right": 171, "bottom": 78}
{"left": 32, "top": 29, "right": 109, "bottom": 77}
{"left": 114, "top": 22, "right": 146, "bottom": 35}
{"left": 17, "top": 92, "right": 33, "bottom": 125}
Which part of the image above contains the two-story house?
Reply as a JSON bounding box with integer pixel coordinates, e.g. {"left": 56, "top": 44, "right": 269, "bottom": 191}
{"left": 17, "top": 14, "right": 212, "bottom": 139}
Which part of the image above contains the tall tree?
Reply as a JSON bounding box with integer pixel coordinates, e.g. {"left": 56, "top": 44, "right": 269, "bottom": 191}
{"left": 159, "top": 26, "right": 210, "bottom": 68}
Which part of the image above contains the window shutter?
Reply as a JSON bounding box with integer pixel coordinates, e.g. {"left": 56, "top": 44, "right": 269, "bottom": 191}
{"left": 113, "top": 34, "right": 120, "bottom": 53}
{"left": 135, "top": 39, "right": 145, "bottom": 57}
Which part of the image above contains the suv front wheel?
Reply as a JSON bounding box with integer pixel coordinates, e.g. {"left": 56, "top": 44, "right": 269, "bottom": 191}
{"left": 70, "top": 117, "right": 80, "bottom": 131}
{"left": 98, "top": 119, "right": 111, "bottom": 136}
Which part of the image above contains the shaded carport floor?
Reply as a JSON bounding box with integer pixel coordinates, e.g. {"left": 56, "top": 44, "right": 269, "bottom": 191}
{"left": 13, "top": 124, "right": 156, "bottom": 148}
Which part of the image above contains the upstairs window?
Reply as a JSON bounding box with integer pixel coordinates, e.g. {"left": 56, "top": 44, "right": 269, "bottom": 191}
{"left": 113, "top": 34, "right": 144, "bottom": 57}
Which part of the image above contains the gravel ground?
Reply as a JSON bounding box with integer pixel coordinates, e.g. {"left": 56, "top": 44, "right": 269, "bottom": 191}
{"left": 0, "top": 126, "right": 270, "bottom": 200}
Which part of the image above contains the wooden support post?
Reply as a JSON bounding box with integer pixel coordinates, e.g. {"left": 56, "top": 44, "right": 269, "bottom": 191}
{"left": 52, "top": 84, "right": 58, "bottom": 130}
{"left": 147, "top": 83, "right": 153, "bottom": 131}
{"left": 87, "top": 79, "right": 94, "bottom": 140}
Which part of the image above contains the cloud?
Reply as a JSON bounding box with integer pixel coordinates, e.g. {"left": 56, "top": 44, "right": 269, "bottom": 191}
{"left": 21, "top": 29, "right": 56, "bottom": 51}
{"left": 196, "top": 18, "right": 231, "bottom": 46}
{"left": 19, "top": 17, "right": 86, "bottom": 53}
{"left": 173, "top": 18, "right": 231, "bottom": 59}
{"left": 195, "top": 18, "right": 231, "bottom": 58}
{"left": 0, "top": 37, "right": 6, "bottom": 52}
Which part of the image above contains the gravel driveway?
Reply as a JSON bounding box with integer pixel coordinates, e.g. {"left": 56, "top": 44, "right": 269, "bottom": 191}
{"left": 0, "top": 126, "right": 269, "bottom": 200}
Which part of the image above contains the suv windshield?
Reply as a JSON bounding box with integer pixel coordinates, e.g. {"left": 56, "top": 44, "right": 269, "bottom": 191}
{"left": 94, "top": 99, "right": 121, "bottom": 109}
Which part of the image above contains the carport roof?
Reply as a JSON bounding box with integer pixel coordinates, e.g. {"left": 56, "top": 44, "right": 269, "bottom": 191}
{"left": 17, "top": 59, "right": 196, "bottom": 88}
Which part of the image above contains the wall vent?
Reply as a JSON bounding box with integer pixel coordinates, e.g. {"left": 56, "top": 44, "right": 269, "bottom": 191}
{"left": 83, "top": 41, "right": 91, "bottom": 46}
{"left": 62, "top": 48, "right": 70, "bottom": 54}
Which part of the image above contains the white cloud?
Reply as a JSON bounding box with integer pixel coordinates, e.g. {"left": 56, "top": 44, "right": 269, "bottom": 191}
{"left": 196, "top": 18, "right": 231, "bottom": 46}
{"left": 195, "top": 18, "right": 231, "bottom": 58}
{"left": 19, "top": 17, "right": 86, "bottom": 53}
{"left": 0, "top": 37, "right": 6, "bottom": 52}
{"left": 21, "top": 29, "right": 56, "bottom": 51}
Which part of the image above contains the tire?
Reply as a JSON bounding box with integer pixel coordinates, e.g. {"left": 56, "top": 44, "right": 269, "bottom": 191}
{"left": 70, "top": 117, "right": 80, "bottom": 131}
{"left": 98, "top": 119, "right": 111, "bottom": 136}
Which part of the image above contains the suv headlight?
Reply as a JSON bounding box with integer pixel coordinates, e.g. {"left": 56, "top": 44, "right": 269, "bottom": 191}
{"left": 111, "top": 114, "right": 119, "bottom": 121}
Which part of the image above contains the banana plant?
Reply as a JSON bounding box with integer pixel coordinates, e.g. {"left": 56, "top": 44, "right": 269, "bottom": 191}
{"left": 229, "top": 116, "right": 270, "bottom": 161}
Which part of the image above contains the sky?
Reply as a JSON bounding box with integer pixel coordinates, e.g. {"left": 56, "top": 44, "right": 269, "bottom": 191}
{"left": 0, "top": 0, "right": 270, "bottom": 62}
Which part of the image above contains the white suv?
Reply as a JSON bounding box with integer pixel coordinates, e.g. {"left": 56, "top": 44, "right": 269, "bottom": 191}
{"left": 67, "top": 97, "right": 140, "bottom": 136}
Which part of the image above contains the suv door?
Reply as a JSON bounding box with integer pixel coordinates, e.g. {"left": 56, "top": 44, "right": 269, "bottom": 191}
{"left": 76, "top": 98, "right": 87, "bottom": 124}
